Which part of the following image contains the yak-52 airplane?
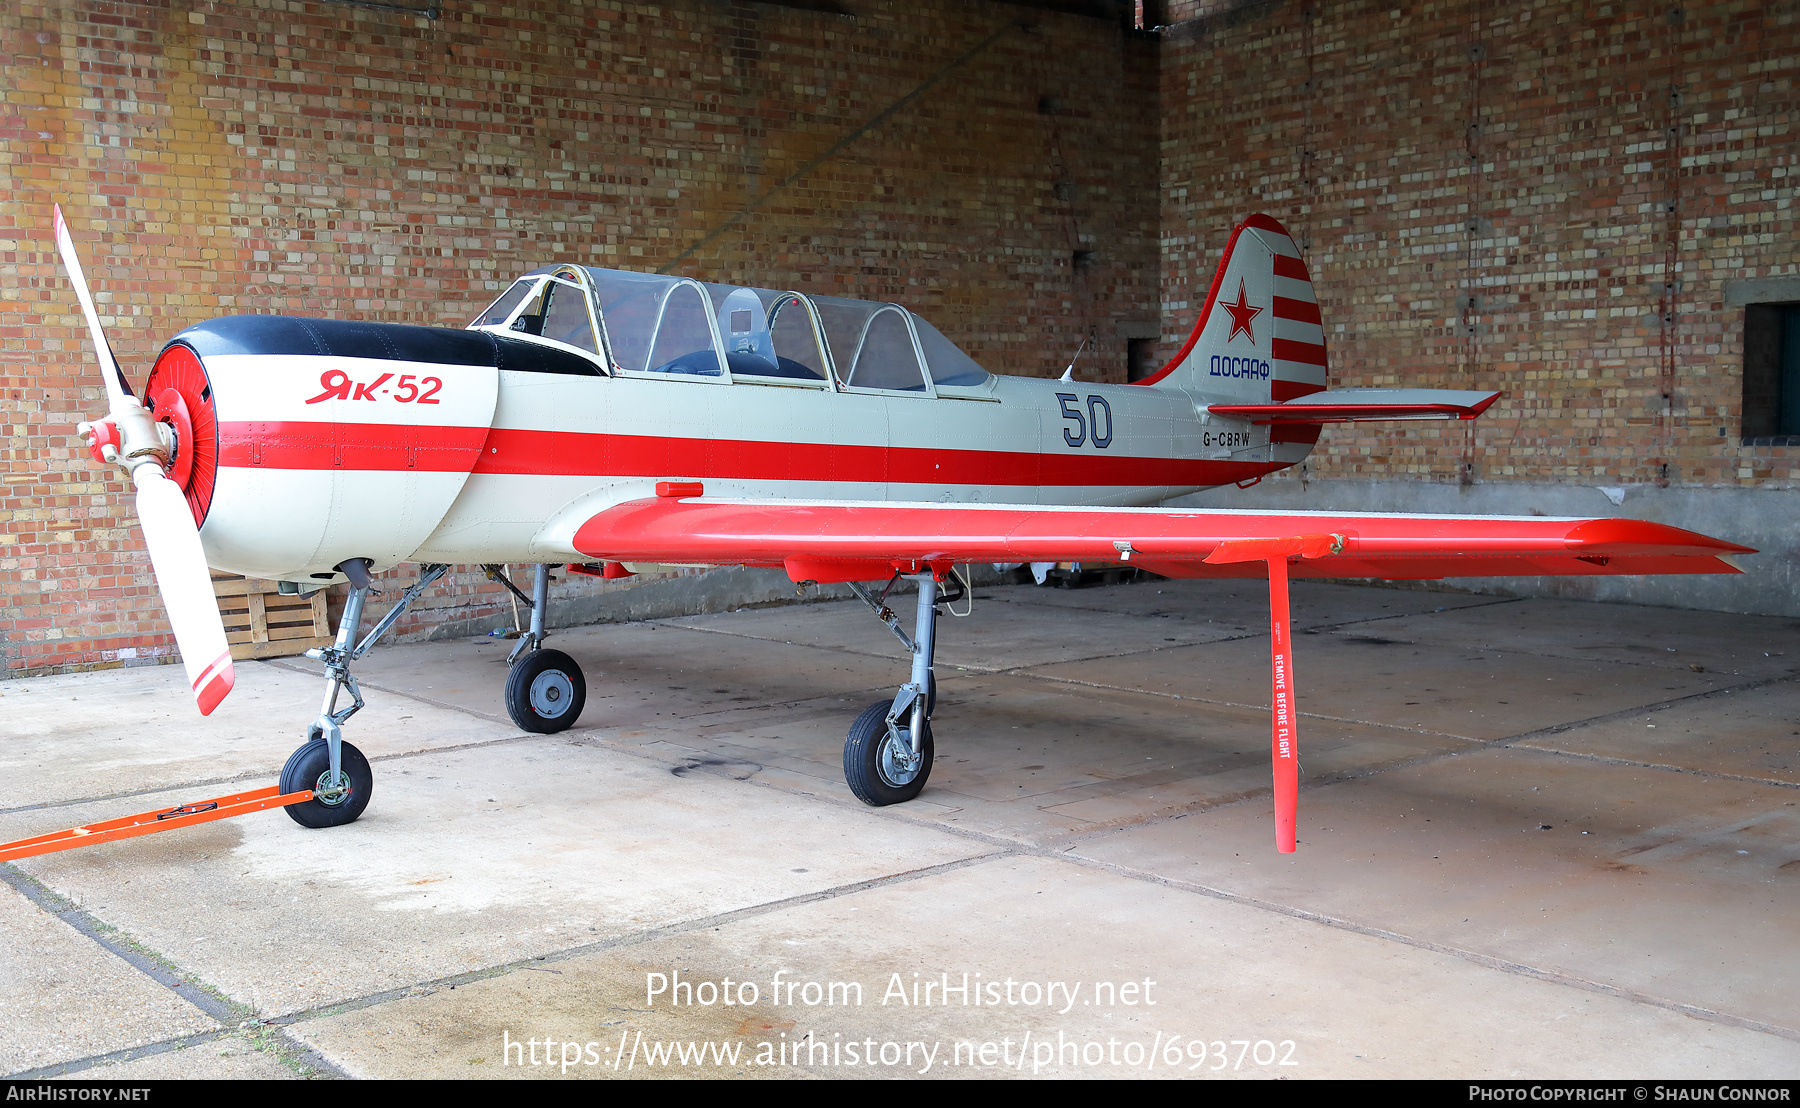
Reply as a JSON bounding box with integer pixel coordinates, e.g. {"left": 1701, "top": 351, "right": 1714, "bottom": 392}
{"left": 39, "top": 206, "right": 1752, "bottom": 855}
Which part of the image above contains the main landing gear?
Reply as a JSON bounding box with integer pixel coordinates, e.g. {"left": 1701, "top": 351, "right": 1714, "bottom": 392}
{"left": 490, "top": 563, "right": 587, "bottom": 733}
{"left": 840, "top": 569, "right": 964, "bottom": 806}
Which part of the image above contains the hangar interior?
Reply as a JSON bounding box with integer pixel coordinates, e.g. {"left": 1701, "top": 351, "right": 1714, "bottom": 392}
{"left": 1, "top": 0, "right": 1798, "bottom": 1081}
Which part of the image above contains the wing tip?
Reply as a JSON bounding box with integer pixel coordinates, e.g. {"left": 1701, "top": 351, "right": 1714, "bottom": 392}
{"left": 1465, "top": 391, "right": 1501, "bottom": 418}
{"left": 1567, "top": 518, "right": 1757, "bottom": 556}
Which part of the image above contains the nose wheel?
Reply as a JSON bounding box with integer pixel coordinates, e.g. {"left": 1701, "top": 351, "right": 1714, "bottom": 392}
{"left": 279, "top": 737, "right": 373, "bottom": 828}
{"left": 505, "top": 648, "right": 587, "bottom": 733}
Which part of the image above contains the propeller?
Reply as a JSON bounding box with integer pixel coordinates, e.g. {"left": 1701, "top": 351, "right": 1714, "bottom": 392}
{"left": 53, "top": 204, "right": 235, "bottom": 715}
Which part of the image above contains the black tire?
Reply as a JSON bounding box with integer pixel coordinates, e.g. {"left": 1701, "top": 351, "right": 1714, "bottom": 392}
{"left": 279, "top": 738, "right": 372, "bottom": 828}
{"left": 843, "top": 699, "right": 934, "bottom": 806}
{"left": 505, "top": 648, "right": 587, "bottom": 733}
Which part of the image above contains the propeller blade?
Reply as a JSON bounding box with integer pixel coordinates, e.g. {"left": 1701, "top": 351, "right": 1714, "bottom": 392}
{"left": 53, "top": 203, "right": 235, "bottom": 714}
{"left": 51, "top": 204, "right": 134, "bottom": 409}
{"left": 134, "top": 466, "right": 235, "bottom": 715}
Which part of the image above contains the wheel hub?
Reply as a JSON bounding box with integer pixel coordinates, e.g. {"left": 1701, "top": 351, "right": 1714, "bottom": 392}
{"left": 877, "top": 732, "right": 922, "bottom": 787}
{"left": 313, "top": 768, "right": 352, "bottom": 807}
{"left": 530, "top": 669, "right": 574, "bottom": 718}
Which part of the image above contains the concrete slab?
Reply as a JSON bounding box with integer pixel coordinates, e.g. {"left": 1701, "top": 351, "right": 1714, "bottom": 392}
{"left": 1026, "top": 633, "right": 1722, "bottom": 740}
{"left": 1074, "top": 745, "right": 1800, "bottom": 1032}
{"left": 51, "top": 1034, "right": 304, "bottom": 1080}
{"left": 0, "top": 660, "right": 514, "bottom": 810}
{"left": 587, "top": 674, "right": 1468, "bottom": 845}
{"left": 4, "top": 737, "right": 989, "bottom": 1017}
{"left": 0, "top": 881, "right": 216, "bottom": 1075}
{"left": 7, "top": 580, "right": 1797, "bottom": 1080}
{"left": 1519, "top": 680, "right": 1800, "bottom": 784}
{"left": 1337, "top": 598, "right": 1800, "bottom": 681}
{"left": 287, "top": 855, "right": 1796, "bottom": 1079}
{"left": 914, "top": 676, "right": 1466, "bottom": 838}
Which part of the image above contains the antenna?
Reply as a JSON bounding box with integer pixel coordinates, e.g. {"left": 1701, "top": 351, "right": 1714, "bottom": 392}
{"left": 1060, "top": 334, "right": 1090, "bottom": 382}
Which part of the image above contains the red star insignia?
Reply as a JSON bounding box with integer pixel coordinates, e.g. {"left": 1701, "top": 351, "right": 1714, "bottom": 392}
{"left": 1222, "top": 279, "right": 1262, "bottom": 345}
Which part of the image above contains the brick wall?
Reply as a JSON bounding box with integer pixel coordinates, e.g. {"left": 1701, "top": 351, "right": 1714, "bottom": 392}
{"left": 1160, "top": 0, "right": 1799, "bottom": 488}
{"left": 6, "top": 0, "right": 1798, "bottom": 675}
{"left": 0, "top": 0, "right": 1159, "bottom": 675}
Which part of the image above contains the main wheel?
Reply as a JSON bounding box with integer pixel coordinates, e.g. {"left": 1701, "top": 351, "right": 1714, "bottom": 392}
{"left": 505, "top": 648, "right": 587, "bottom": 733}
{"left": 843, "top": 699, "right": 934, "bottom": 806}
{"left": 279, "top": 738, "right": 373, "bottom": 828}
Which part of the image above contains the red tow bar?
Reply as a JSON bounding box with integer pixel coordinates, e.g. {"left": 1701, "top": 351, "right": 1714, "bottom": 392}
{"left": 0, "top": 785, "right": 315, "bottom": 863}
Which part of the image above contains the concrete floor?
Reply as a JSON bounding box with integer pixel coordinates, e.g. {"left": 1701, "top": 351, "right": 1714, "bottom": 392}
{"left": 3, "top": 577, "right": 1798, "bottom": 1079}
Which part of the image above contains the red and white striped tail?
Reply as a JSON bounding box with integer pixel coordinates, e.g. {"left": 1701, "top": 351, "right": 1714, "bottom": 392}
{"left": 1138, "top": 214, "right": 1327, "bottom": 402}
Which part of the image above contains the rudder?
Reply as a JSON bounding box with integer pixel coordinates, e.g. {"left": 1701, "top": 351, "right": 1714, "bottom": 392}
{"left": 1137, "top": 214, "right": 1326, "bottom": 403}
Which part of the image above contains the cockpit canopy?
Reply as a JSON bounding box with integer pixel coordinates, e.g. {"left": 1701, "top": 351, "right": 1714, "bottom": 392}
{"left": 467, "top": 265, "right": 990, "bottom": 391}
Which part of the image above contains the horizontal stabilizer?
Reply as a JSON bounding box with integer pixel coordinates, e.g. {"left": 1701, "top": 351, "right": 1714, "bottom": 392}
{"left": 1209, "top": 388, "right": 1500, "bottom": 424}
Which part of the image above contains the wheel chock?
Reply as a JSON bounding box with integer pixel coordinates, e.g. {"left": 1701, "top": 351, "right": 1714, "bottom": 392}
{"left": 0, "top": 785, "right": 314, "bottom": 863}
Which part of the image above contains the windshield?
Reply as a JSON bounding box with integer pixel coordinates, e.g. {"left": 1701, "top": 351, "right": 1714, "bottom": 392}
{"left": 470, "top": 279, "right": 539, "bottom": 328}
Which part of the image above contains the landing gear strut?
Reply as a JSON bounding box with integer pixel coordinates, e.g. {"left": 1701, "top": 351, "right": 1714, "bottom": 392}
{"left": 841, "top": 569, "right": 963, "bottom": 805}
{"left": 285, "top": 559, "right": 448, "bottom": 828}
{"left": 495, "top": 563, "right": 587, "bottom": 733}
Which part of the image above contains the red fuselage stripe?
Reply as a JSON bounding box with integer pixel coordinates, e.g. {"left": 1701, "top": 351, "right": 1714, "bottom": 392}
{"left": 218, "top": 422, "right": 488, "bottom": 471}
{"left": 214, "top": 422, "right": 1280, "bottom": 487}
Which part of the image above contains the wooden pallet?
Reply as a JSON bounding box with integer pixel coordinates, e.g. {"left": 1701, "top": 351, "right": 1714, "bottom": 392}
{"left": 212, "top": 572, "right": 334, "bottom": 660}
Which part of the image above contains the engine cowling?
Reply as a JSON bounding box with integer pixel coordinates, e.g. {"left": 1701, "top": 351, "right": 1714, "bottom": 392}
{"left": 143, "top": 315, "right": 521, "bottom": 583}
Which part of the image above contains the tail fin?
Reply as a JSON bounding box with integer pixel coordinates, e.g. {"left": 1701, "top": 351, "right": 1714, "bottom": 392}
{"left": 1137, "top": 214, "right": 1325, "bottom": 403}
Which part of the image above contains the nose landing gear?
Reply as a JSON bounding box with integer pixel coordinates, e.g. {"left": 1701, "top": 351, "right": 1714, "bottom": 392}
{"left": 284, "top": 559, "right": 449, "bottom": 828}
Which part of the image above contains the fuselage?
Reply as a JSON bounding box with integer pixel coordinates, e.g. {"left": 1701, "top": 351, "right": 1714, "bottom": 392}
{"left": 413, "top": 363, "right": 1292, "bottom": 563}
{"left": 143, "top": 264, "right": 1317, "bottom": 585}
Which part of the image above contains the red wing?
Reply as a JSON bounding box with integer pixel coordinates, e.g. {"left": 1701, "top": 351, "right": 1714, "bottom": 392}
{"left": 572, "top": 497, "right": 1752, "bottom": 583}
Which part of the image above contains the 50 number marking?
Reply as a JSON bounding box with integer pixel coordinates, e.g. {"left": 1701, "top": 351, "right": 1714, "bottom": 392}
{"left": 306, "top": 369, "right": 443, "bottom": 405}
{"left": 1057, "top": 393, "right": 1114, "bottom": 449}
